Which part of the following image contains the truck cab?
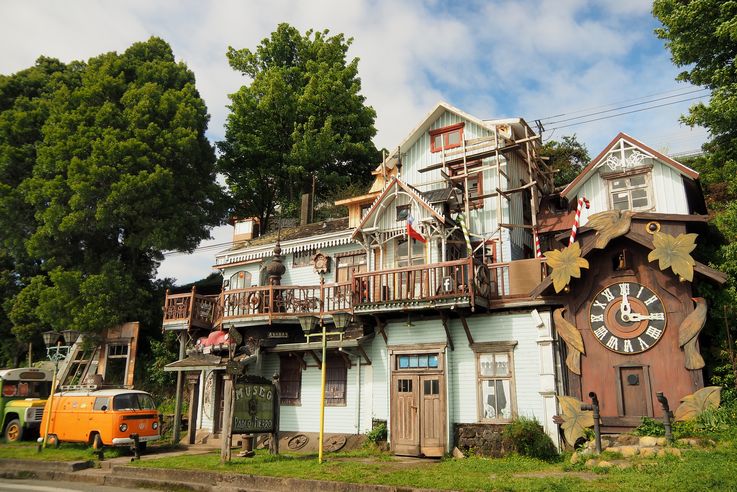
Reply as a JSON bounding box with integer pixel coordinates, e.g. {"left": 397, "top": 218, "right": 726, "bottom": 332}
{"left": 0, "top": 368, "right": 52, "bottom": 442}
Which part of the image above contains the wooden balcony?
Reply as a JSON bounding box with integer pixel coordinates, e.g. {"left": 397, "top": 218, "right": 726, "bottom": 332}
{"left": 161, "top": 258, "right": 549, "bottom": 330}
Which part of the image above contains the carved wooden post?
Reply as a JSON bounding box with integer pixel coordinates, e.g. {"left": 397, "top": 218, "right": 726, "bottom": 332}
{"left": 271, "top": 372, "right": 280, "bottom": 455}
{"left": 220, "top": 373, "right": 234, "bottom": 463}
{"left": 186, "top": 372, "right": 200, "bottom": 444}
{"left": 172, "top": 330, "right": 186, "bottom": 444}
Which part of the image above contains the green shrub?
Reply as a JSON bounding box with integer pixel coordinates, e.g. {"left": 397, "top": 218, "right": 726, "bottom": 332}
{"left": 366, "top": 422, "right": 387, "bottom": 443}
{"left": 502, "top": 417, "right": 559, "bottom": 461}
{"left": 633, "top": 417, "right": 665, "bottom": 436}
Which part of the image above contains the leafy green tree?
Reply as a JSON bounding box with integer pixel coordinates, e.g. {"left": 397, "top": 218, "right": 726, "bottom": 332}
{"left": 218, "top": 23, "right": 379, "bottom": 230}
{"left": 654, "top": 0, "right": 737, "bottom": 394}
{"left": 541, "top": 135, "right": 590, "bottom": 188}
{"left": 1, "top": 38, "right": 225, "bottom": 349}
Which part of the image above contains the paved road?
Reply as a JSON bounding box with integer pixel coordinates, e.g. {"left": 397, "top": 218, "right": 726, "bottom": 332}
{"left": 0, "top": 479, "right": 160, "bottom": 491}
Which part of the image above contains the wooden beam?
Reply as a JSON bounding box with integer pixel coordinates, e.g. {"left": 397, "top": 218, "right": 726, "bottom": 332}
{"left": 500, "top": 181, "right": 537, "bottom": 195}
{"left": 373, "top": 315, "right": 388, "bottom": 344}
{"left": 439, "top": 313, "right": 454, "bottom": 351}
{"left": 291, "top": 352, "right": 307, "bottom": 370}
{"left": 500, "top": 223, "right": 534, "bottom": 229}
{"left": 338, "top": 350, "right": 352, "bottom": 369}
{"left": 308, "top": 350, "right": 322, "bottom": 369}
{"left": 356, "top": 345, "right": 372, "bottom": 365}
{"left": 459, "top": 315, "right": 474, "bottom": 347}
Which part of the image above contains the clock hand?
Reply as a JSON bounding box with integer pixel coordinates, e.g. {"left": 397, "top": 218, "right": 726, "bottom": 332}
{"left": 627, "top": 312, "right": 661, "bottom": 322}
{"left": 620, "top": 294, "right": 631, "bottom": 322}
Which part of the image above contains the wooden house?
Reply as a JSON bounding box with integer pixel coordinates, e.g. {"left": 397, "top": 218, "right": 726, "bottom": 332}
{"left": 162, "top": 106, "right": 724, "bottom": 454}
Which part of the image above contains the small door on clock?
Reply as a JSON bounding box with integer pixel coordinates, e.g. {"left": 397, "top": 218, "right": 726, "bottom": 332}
{"left": 617, "top": 365, "right": 653, "bottom": 417}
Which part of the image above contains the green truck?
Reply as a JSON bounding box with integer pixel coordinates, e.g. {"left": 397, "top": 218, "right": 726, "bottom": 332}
{"left": 0, "top": 367, "right": 52, "bottom": 442}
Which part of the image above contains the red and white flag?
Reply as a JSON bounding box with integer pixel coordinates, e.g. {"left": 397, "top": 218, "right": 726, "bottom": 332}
{"left": 407, "top": 215, "right": 426, "bottom": 243}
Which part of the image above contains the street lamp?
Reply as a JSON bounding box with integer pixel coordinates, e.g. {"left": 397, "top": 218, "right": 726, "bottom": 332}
{"left": 41, "top": 330, "right": 79, "bottom": 448}
{"left": 299, "top": 312, "right": 350, "bottom": 464}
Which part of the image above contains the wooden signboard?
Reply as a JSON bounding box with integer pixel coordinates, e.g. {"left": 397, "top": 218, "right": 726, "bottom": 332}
{"left": 232, "top": 380, "right": 277, "bottom": 434}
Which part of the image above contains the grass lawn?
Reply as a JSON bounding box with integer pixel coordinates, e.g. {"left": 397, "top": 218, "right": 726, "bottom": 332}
{"left": 131, "top": 441, "right": 737, "bottom": 491}
{"left": 0, "top": 441, "right": 178, "bottom": 462}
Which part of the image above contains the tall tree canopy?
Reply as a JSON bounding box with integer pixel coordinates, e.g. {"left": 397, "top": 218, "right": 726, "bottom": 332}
{"left": 540, "top": 135, "right": 590, "bottom": 188}
{"left": 0, "top": 38, "right": 224, "bottom": 357}
{"left": 654, "top": 0, "right": 737, "bottom": 397}
{"left": 218, "top": 23, "right": 379, "bottom": 230}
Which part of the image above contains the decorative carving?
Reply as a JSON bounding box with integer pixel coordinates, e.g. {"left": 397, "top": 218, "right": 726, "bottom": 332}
{"left": 586, "top": 210, "right": 634, "bottom": 249}
{"left": 543, "top": 242, "right": 589, "bottom": 293}
{"left": 203, "top": 372, "right": 215, "bottom": 420}
{"left": 474, "top": 264, "right": 491, "bottom": 298}
{"left": 312, "top": 251, "right": 331, "bottom": 274}
{"left": 679, "top": 297, "right": 708, "bottom": 370}
{"left": 324, "top": 434, "right": 347, "bottom": 452}
{"left": 288, "top": 434, "right": 309, "bottom": 450}
{"left": 556, "top": 396, "right": 594, "bottom": 446}
{"left": 674, "top": 386, "right": 721, "bottom": 422}
{"left": 603, "top": 150, "right": 647, "bottom": 171}
{"left": 553, "top": 308, "right": 585, "bottom": 375}
{"left": 647, "top": 232, "right": 698, "bottom": 282}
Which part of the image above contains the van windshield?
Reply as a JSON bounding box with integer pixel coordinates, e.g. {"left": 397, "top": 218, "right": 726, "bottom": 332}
{"left": 112, "top": 393, "right": 156, "bottom": 411}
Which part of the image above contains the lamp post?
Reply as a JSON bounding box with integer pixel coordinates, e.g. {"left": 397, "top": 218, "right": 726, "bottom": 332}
{"left": 41, "top": 330, "right": 79, "bottom": 448}
{"left": 299, "top": 312, "right": 350, "bottom": 464}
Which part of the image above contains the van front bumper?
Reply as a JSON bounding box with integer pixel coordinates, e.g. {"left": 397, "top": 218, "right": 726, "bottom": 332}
{"left": 111, "top": 434, "right": 161, "bottom": 446}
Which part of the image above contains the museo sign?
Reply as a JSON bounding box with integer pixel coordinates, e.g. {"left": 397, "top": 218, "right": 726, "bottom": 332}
{"left": 232, "top": 381, "right": 276, "bottom": 434}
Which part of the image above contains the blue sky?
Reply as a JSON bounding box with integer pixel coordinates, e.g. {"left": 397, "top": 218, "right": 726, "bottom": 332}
{"left": 0, "top": 0, "right": 709, "bottom": 283}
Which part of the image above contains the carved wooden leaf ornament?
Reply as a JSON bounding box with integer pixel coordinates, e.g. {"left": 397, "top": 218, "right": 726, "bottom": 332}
{"left": 647, "top": 232, "right": 697, "bottom": 282}
{"left": 586, "top": 210, "right": 634, "bottom": 249}
{"left": 674, "top": 386, "right": 721, "bottom": 422}
{"left": 679, "top": 297, "right": 707, "bottom": 370}
{"left": 553, "top": 308, "right": 585, "bottom": 375}
{"left": 557, "top": 396, "right": 594, "bottom": 445}
{"left": 544, "top": 242, "right": 589, "bottom": 293}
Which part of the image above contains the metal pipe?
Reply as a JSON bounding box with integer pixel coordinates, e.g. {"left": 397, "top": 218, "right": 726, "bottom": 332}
{"left": 318, "top": 321, "right": 328, "bottom": 464}
{"left": 588, "top": 392, "right": 601, "bottom": 454}
{"left": 656, "top": 392, "right": 674, "bottom": 443}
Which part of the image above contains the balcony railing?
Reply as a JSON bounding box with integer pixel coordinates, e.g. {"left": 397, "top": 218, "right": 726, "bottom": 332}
{"left": 162, "top": 257, "right": 546, "bottom": 330}
{"left": 352, "top": 258, "right": 487, "bottom": 308}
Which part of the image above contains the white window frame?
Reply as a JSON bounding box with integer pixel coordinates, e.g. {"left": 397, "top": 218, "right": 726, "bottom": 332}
{"left": 473, "top": 341, "right": 517, "bottom": 423}
{"left": 606, "top": 170, "right": 654, "bottom": 212}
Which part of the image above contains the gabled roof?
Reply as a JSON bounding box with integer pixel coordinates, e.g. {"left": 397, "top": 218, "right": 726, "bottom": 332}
{"left": 561, "top": 132, "right": 700, "bottom": 199}
{"left": 352, "top": 176, "right": 444, "bottom": 239}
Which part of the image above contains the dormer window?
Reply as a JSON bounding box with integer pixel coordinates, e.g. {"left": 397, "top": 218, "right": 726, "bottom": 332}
{"left": 430, "top": 123, "right": 464, "bottom": 153}
{"left": 396, "top": 204, "right": 410, "bottom": 221}
{"left": 608, "top": 172, "right": 652, "bottom": 211}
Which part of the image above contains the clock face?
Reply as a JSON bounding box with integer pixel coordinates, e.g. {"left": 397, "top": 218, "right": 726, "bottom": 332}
{"left": 588, "top": 282, "right": 666, "bottom": 354}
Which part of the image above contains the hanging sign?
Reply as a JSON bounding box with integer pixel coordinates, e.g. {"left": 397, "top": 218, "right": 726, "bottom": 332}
{"left": 232, "top": 381, "right": 276, "bottom": 434}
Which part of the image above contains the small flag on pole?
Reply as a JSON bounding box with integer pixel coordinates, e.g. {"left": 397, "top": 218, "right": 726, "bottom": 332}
{"left": 407, "top": 215, "right": 426, "bottom": 243}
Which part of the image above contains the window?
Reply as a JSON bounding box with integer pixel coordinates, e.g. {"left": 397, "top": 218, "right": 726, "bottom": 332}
{"left": 293, "top": 249, "right": 316, "bottom": 267}
{"left": 279, "top": 354, "right": 302, "bottom": 405}
{"left": 396, "top": 238, "right": 425, "bottom": 267}
{"left": 325, "top": 355, "right": 347, "bottom": 406}
{"left": 476, "top": 347, "right": 515, "bottom": 422}
{"left": 430, "top": 123, "right": 464, "bottom": 153}
{"left": 229, "top": 270, "right": 252, "bottom": 290}
{"left": 397, "top": 353, "right": 439, "bottom": 370}
{"left": 608, "top": 173, "right": 652, "bottom": 211}
{"left": 108, "top": 344, "right": 129, "bottom": 357}
{"left": 360, "top": 203, "right": 371, "bottom": 218}
{"left": 449, "top": 160, "right": 483, "bottom": 208}
{"left": 336, "top": 252, "right": 367, "bottom": 283}
{"left": 112, "top": 393, "right": 156, "bottom": 411}
{"left": 94, "top": 397, "right": 109, "bottom": 411}
{"left": 396, "top": 204, "right": 410, "bottom": 221}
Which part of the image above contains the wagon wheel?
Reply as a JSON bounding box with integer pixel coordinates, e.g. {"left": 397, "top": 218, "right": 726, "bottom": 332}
{"left": 323, "top": 434, "right": 347, "bottom": 452}
{"left": 474, "top": 265, "right": 491, "bottom": 298}
{"left": 288, "top": 434, "right": 309, "bottom": 450}
{"left": 248, "top": 292, "right": 262, "bottom": 312}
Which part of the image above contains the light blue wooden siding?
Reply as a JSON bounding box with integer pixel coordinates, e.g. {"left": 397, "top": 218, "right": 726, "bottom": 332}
{"left": 448, "top": 313, "right": 545, "bottom": 424}
{"left": 506, "top": 151, "right": 532, "bottom": 260}
{"left": 576, "top": 158, "right": 690, "bottom": 226}
{"left": 366, "top": 337, "right": 389, "bottom": 422}
{"left": 261, "top": 351, "right": 369, "bottom": 434}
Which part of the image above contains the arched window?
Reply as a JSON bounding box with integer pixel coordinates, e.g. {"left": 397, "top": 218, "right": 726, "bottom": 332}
{"left": 229, "top": 271, "right": 252, "bottom": 290}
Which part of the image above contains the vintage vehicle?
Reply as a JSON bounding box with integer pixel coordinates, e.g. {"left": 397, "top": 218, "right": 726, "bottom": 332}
{"left": 0, "top": 367, "right": 52, "bottom": 442}
{"left": 40, "top": 388, "right": 160, "bottom": 450}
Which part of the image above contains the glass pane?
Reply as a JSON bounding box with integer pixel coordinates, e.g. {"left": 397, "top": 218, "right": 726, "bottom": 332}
{"left": 424, "top": 380, "right": 431, "bottom": 395}
{"left": 397, "top": 239, "right": 408, "bottom": 259}
{"left": 632, "top": 197, "right": 649, "bottom": 208}
{"left": 397, "top": 205, "right": 409, "bottom": 221}
{"left": 432, "top": 379, "right": 439, "bottom": 395}
{"left": 631, "top": 189, "right": 648, "bottom": 199}
{"left": 611, "top": 179, "right": 627, "bottom": 190}
{"left": 428, "top": 355, "right": 439, "bottom": 368}
{"left": 479, "top": 354, "right": 495, "bottom": 376}
{"left": 447, "top": 130, "right": 460, "bottom": 146}
{"left": 482, "top": 379, "right": 511, "bottom": 419}
{"left": 398, "top": 356, "right": 409, "bottom": 369}
{"left": 495, "top": 353, "right": 509, "bottom": 376}
{"left": 630, "top": 175, "right": 646, "bottom": 186}
{"left": 433, "top": 134, "right": 443, "bottom": 149}
{"left": 417, "top": 355, "right": 428, "bottom": 368}
{"left": 409, "top": 356, "right": 419, "bottom": 368}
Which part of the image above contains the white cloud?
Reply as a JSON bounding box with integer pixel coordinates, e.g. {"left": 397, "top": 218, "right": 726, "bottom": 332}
{"left": 1, "top": 0, "right": 704, "bottom": 284}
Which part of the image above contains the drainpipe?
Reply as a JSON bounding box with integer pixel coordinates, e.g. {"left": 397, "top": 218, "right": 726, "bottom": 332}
{"left": 173, "top": 330, "right": 186, "bottom": 444}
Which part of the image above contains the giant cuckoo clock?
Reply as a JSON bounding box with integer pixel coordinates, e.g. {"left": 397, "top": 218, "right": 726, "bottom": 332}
{"left": 539, "top": 211, "right": 726, "bottom": 431}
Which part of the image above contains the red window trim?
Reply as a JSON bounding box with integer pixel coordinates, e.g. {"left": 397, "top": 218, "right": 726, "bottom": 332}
{"left": 429, "top": 122, "right": 465, "bottom": 153}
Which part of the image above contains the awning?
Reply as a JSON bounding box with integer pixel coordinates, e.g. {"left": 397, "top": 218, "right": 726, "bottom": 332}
{"left": 164, "top": 352, "right": 257, "bottom": 372}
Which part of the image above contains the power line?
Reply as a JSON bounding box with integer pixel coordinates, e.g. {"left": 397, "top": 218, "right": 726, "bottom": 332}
{"left": 533, "top": 86, "right": 708, "bottom": 122}
{"left": 542, "top": 88, "right": 709, "bottom": 126}
{"left": 544, "top": 95, "right": 707, "bottom": 131}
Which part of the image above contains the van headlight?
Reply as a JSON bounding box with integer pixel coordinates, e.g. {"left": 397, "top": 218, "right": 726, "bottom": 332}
{"left": 152, "top": 421, "right": 158, "bottom": 430}
{"left": 119, "top": 423, "right": 128, "bottom": 432}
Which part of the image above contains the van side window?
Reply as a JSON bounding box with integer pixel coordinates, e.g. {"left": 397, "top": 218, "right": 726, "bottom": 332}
{"left": 94, "top": 397, "right": 109, "bottom": 411}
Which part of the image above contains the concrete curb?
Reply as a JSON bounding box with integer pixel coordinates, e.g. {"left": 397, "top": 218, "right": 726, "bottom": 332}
{"left": 0, "top": 458, "right": 94, "bottom": 472}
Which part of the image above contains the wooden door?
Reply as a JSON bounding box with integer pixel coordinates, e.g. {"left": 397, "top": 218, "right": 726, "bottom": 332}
{"left": 214, "top": 373, "right": 224, "bottom": 433}
{"left": 420, "top": 375, "right": 444, "bottom": 456}
{"left": 391, "top": 375, "right": 420, "bottom": 456}
{"left": 619, "top": 366, "right": 650, "bottom": 417}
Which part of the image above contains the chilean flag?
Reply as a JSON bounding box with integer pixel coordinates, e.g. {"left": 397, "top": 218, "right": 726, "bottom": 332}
{"left": 407, "top": 215, "right": 426, "bottom": 243}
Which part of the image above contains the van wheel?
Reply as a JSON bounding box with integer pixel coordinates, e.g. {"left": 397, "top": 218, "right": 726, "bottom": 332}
{"left": 47, "top": 434, "right": 60, "bottom": 448}
{"left": 91, "top": 433, "right": 103, "bottom": 450}
{"left": 4, "top": 419, "right": 22, "bottom": 443}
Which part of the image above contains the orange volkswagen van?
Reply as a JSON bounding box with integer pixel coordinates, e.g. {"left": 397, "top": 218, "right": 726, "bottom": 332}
{"left": 40, "top": 388, "right": 160, "bottom": 450}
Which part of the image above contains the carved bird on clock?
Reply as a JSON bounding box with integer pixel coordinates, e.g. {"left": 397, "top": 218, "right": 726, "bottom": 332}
{"left": 553, "top": 308, "right": 585, "bottom": 375}
{"left": 679, "top": 297, "right": 708, "bottom": 370}
{"left": 586, "top": 210, "right": 635, "bottom": 249}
